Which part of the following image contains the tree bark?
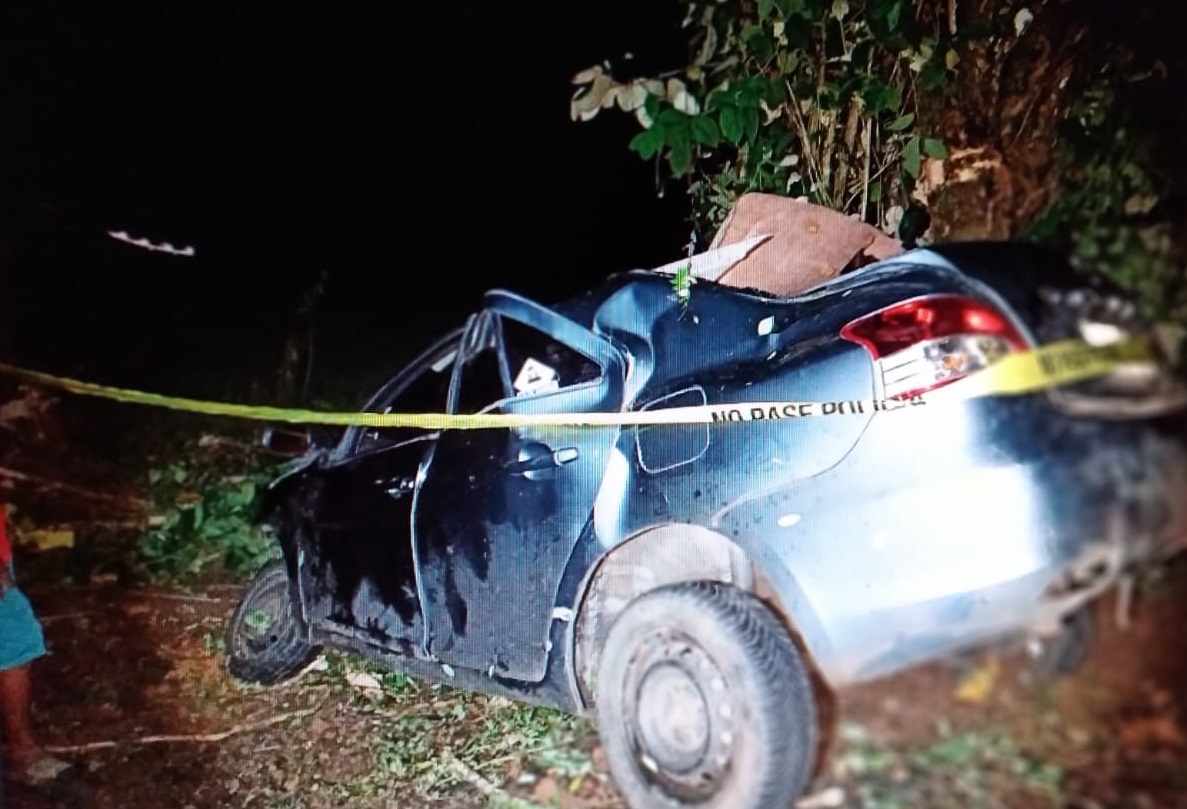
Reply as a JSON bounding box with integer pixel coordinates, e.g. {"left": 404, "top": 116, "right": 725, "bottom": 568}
{"left": 914, "top": 0, "right": 1091, "bottom": 242}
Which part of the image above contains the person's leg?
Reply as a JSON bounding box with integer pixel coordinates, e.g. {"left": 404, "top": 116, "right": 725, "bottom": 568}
{"left": 0, "top": 661, "right": 38, "bottom": 763}
{"left": 0, "top": 576, "right": 69, "bottom": 784}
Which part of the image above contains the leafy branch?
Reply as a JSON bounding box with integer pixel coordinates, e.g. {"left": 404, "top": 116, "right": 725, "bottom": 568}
{"left": 570, "top": 0, "right": 967, "bottom": 237}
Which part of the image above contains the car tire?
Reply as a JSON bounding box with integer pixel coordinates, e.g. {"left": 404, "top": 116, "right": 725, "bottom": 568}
{"left": 225, "top": 560, "right": 320, "bottom": 686}
{"left": 594, "top": 580, "right": 818, "bottom": 809}
{"left": 1032, "top": 606, "right": 1094, "bottom": 681}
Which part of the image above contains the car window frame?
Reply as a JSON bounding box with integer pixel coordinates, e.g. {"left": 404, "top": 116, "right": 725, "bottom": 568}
{"left": 447, "top": 307, "right": 611, "bottom": 417}
{"left": 333, "top": 326, "right": 465, "bottom": 462}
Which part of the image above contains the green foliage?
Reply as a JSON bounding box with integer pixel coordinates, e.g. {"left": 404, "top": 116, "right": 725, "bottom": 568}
{"left": 670, "top": 261, "right": 695, "bottom": 311}
{"left": 138, "top": 457, "right": 281, "bottom": 578}
{"left": 570, "top": 0, "right": 970, "bottom": 235}
{"left": 1025, "top": 77, "right": 1185, "bottom": 324}
{"left": 839, "top": 722, "right": 1066, "bottom": 809}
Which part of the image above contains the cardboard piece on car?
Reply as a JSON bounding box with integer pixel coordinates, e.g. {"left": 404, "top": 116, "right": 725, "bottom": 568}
{"left": 709, "top": 193, "right": 904, "bottom": 296}
{"left": 649, "top": 234, "right": 773, "bottom": 281}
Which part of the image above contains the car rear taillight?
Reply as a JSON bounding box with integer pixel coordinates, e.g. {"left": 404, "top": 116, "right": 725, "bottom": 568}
{"left": 840, "top": 294, "right": 1029, "bottom": 399}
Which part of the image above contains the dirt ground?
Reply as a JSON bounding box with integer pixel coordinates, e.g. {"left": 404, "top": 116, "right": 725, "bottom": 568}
{"left": 0, "top": 550, "right": 1182, "bottom": 809}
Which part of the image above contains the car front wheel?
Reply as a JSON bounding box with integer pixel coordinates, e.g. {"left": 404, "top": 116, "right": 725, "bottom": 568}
{"left": 225, "top": 560, "right": 321, "bottom": 686}
{"left": 594, "top": 580, "right": 818, "bottom": 809}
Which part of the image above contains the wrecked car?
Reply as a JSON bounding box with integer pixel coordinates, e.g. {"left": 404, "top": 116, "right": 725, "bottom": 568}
{"left": 224, "top": 195, "right": 1187, "bottom": 809}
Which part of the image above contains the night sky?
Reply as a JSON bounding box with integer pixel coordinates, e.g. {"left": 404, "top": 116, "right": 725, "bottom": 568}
{"left": 0, "top": 5, "right": 693, "bottom": 394}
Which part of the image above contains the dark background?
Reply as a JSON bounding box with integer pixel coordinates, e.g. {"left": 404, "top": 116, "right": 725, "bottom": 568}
{"left": 0, "top": 5, "right": 692, "bottom": 398}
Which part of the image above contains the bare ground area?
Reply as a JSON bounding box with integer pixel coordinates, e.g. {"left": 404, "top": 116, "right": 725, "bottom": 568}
{"left": 0, "top": 550, "right": 1181, "bottom": 809}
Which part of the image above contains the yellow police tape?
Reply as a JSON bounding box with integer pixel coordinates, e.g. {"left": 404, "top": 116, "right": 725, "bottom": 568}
{"left": 0, "top": 337, "right": 1157, "bottom": 430}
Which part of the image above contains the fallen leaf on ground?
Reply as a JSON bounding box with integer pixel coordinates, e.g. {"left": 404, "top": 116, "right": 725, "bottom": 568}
{"left": 345, "top": 671, "right": 382, "bottom": 691}
{"left": 20, "top": 528, "right": 74, "bottom": 550}
{"left": 955, "top": 655, "right": 1001, "bottom": 704}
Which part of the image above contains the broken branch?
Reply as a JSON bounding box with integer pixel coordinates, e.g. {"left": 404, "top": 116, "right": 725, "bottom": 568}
{"left": 43, "top": 706, "right": 318, "bottom": 755}
{"left": 0, "top": 466, "right": 149, "bottom": 509}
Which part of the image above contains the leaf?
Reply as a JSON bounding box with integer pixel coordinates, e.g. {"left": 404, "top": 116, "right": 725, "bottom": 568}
{"left": 954, "top": 655, "right": 1001, "bottom": 703}
{"left": 706, "top": 90, "right": 732, "bottom": 112}
{"left": 897, "top": 201, "right": 931, "bottom": 245}
{"left": 886, "top": 113, "right": 915, "bottom": 131}
{"left": 666, "top": 78, "right": 700, "bottom": 115}
{"left": 922, "top": 138, "right": 948, "bottom": 159}
{"left": 746, "top": 30, "right": 776, "bottom": 63}
{"left": 656, "top": 107, "right": 686, "bottom": 131}
{"left": 629, "top": 128, "right": 664, "bottom": 160}
{"left": 901, "top": 135, "right": 922, "bottom": 178}
{"left": 759, "top": 0, "right": 775, "bottom": 18}
{"left": 761, "top": 77, "right": 789, "bottom": 105}
{"left": 735, "top": 80, "right": 760, "bottom": 109}
{"left": 742, "top": 106, "right": 760, "bottom": 143}
{"left": 887, "top": 0, "right": 903, "bottom": 29}
{"left": 868, "top": 180, "right": 883, "bottom": 203}
{"left": 720, "top": 107, "right": 744, "bottom": 145}
{"left": 667, "top": 129, "right": 693, "bottom": 176}
{"left": 919, "top": 61, "right": 947, "bottom": 90}
{"left": 818, "top": 85, "right": 841, "bottom": 111}
{"left": 776, "top": 0, "right": 807, "bottom": 16}
{"left": 644, "top": 94, "right": 662, "bottom": 121}
{"left": 690, "top": 115, "right": 721, "bottom": 146}
{"left": 615, "top": 81, "right": 649, "bottom": 112}
{"left": 861, "top": 80, "right": 902, "bottom": 113}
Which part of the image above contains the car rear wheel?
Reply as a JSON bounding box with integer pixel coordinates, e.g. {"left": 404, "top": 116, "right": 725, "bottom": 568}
{"left": 594, "top": 581, "right": 818, "bottom": 809}
{"left": 225, "top": 560, "right": 320, "bottom": 686}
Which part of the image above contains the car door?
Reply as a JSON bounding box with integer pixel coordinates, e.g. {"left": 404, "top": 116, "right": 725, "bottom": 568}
{"left": 412, "top": 292, "right": 626, "bottom": 681}
{"left": 297, "top": 332, "right": 459, "bottom": 657}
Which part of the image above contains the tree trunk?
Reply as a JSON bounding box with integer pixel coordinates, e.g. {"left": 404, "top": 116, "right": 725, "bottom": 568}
{"left": 913, "top": 0, "right": 1091, "bottom": 241}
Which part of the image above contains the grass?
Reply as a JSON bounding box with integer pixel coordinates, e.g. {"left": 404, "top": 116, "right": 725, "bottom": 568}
{"left": 290, "top": 653, "right": 596, "bottom": 807}
{"left": 288, "top": 651, "right": 1078, "bottom": 809}
{"left": 833, "top": 720, "right": 1067, "bottom": 809}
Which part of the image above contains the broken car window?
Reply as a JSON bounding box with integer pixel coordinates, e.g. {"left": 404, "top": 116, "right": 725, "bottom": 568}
{"left": 501, "top": 317, "right": 602, "bottom": 396}
{"left": 453, "top": 328, "right": 510, "bottom": 415}
{"left": 353, "top": 342, "right": 458, "bottom": 454}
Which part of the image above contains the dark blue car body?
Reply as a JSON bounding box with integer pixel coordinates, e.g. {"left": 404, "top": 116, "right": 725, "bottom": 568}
{"left": 256, "top": 241, "right": 1187, "bottom": 715}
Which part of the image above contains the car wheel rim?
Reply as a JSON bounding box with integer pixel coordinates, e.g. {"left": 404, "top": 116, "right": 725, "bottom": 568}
{"left": 622, "top": 629, "right": 735, "bottom": 801}
{"left": 235, "top": 577, "right": 292, "bottom": 658}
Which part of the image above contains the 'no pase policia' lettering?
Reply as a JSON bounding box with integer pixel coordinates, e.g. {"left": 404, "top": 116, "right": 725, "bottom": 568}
{"left": 710, "top": 396, "right": 926, "bottom": 422}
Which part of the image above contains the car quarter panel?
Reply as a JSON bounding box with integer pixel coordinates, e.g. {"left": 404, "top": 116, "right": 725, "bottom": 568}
{"left": 707, "top": 392, "right": 1187, "bottom": 686}
{"left": 567, "top": 259, "right": 1186, "bottom": 689}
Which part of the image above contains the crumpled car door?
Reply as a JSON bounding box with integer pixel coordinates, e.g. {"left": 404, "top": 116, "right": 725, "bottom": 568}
{"left": 411, "top": 294, "right": 626, "bottom": 682}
